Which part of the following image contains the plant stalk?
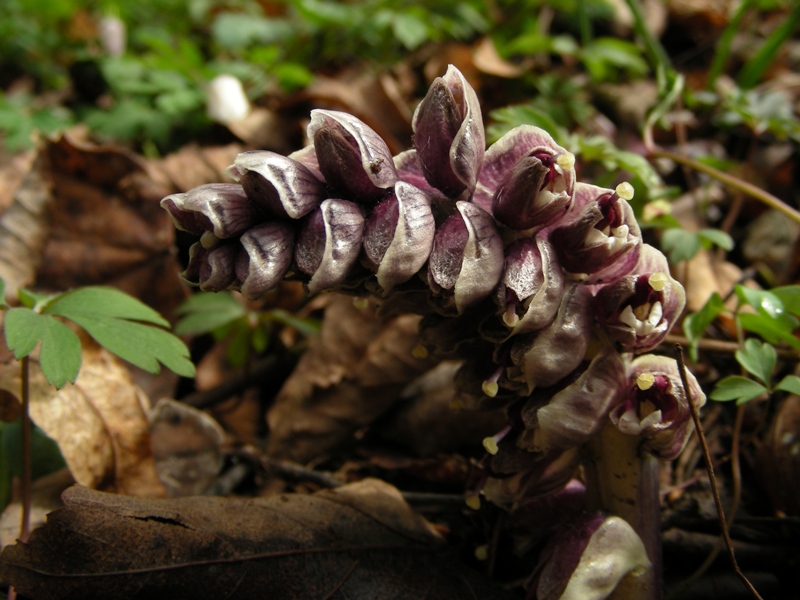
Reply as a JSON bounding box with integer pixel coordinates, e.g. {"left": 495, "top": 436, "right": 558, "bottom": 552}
{"left": 584, "top": 423, "right": 661, "bottom": 600}
{"left": 19, "top": 355, "right": 31, "bottom": 543}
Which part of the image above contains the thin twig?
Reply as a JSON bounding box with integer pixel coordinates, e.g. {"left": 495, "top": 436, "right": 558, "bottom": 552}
{"left": 675, "top": 345, "right": 763, "bottom": 600}
{"left": 20, "top": 355, "right": 31, "bottom": 544}
{"left": 651, "top": 147, "right": 800, "bottom": 224}
{"left": 664, "top": 335, "right": 800, "bottom": 360}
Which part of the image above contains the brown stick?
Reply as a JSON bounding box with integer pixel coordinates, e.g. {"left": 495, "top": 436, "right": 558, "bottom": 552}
{"left": 674, "top": 345, "right": 763, "bottom": 600}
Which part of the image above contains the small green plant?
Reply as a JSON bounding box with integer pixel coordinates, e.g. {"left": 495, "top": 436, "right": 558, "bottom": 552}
{"left": 0, "top": 277, "right": 194, "bottom": 541}
{"left": 683, "top": 283, "right": 800, "bottom": 403}
{"left": 174, "top": 291, "right": 320, "bottom": 367}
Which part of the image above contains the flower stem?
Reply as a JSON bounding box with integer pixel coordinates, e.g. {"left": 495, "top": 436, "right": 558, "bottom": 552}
{"left": 584, "top": 423, "right": 661, "bottom": 600}
{"left": 19, "top": 355, "right": 31, "bottom": 543}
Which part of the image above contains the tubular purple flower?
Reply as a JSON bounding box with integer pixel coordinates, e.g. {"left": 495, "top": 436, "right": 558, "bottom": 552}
{"left": 507, "top": 284, "right": 594, "bottom": 393}
{"left": 181, "top": 240, "right": 238, "bottom": 292}
{"left": 411, "top": 65, "right": 485, "bottom": 199}
{"left": 235, "top": 222, "right": 295, "bottom": 300}
{"left": 595, "top": 244, "right": 686, "bottom": 353}
{"left": 294, "top": 199, "right": 364, "bottom": 294}
{"left": 473, "top": 125, "right": 575, "bottom": 224}
{"left": 227, "top": 150, "right": 327, "bottom": 220}
{"left": 519, "top": 351, "right": 628, "bottom": 454}
{"left": 362, "top": 181, "right": 435, "bottom": 293}
{"left": 495, "top": 236, "right": 564, "bottom": 334}
{"left": 307, "top": 109, "right": 397, "bottom": 203}
{"left": 549, "top": 183, "right": 641, "bottom": 283}
{"left": 427, "top": 201, "right": 504, "bottom": 313}
{"left": 161, "top": 183, "right": 262, "bottom": 239}
{"left": 530, "top": 512, "right": 651, "bottom": 600}
{"left": 610, "top": 354, "right": 706, "bottom": 460}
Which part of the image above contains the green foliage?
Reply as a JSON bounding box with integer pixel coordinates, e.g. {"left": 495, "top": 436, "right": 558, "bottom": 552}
{"left": 0, "top": 92, "right": 74, "bottom": 151}
{"left": 659, "top": 227, "right": 734, "bottom": 264}
{"left": 175, "top": 291, "right": 320, "bottom": 367}
{"left": 1, "top": 279, "right": 195, "bottom": 389}
{"left": 687, "top": 284, "right": 800, "bottom": 404}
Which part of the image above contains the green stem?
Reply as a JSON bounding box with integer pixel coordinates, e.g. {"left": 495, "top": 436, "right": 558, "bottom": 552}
{"left": 19, "top": 355, "right": 31, "bottom": 543}
{"left": 649, "top": 147, "right": 800, "bottom": 225}
{"left": 623, "top": 0, "right": 671, "bottom": 71}
{"left": 584, "top": 424, "right": 661, "bottom": 600}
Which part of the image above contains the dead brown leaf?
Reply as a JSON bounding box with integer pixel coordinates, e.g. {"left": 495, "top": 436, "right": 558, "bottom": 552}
{"left": 266, "top": 296, "right": 438, "bottom": 463}
{"left": 0, "top": 479, "right": 517, "bottom": 600}
{"left": 0, "top": 337, "right": 165, "bottom": 498}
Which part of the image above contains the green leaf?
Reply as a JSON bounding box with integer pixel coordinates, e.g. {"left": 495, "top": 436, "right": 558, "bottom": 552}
{"left": 45, "top": 287, "right": 170, "bottom": 327}
{"left": 660, "top": 228, "right": 701, "bottom": 263}
{"left": 775, "top": 375, "right": 800, "bottom": 396}
{"left": 734, "top": 285, "right": 786, "bottom": 320}
{"left": 682, "top": 292, "right": 725, "bottom": 362}
{"left": 266, "top": 309, "right": 322, "bottom": 337}
{"left": 45, "top": 287, "right": 194, "bottom": 378}
{"left": 0, "top": 277, "right": 6, "bottom": 308}
{"left": 735, "top": 338, "right": 776, "bottom": 386}
{"left": 3, "top": 309, "right": 81, "bottom": 388}
{"left": 771, "top": 285, "right": 800, "bottom": 317}
{"left": 709, "top": 375, "right": 767, "bottom": 404}
{"left": 175, "top": 292, "right": 246, "bottom": 336}
{"left": 392, "top": 13, "right": 428, "bottom": 50}
{"left": 487, "top": 104, "right": 567, "bottom": 145}
{"left": 738, "top": 5, "right": 800, "bottom": 89}
{"left": 738, "top": 312, "right": 800, "bottom": 349}
{"left": 697, "top": 228, "right": 734, "bottom": 251}
{"left": 645, "top": 68, "right": 684, "bottom": 135}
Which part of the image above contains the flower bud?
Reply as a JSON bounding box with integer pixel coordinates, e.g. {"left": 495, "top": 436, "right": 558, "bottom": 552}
{"left": 362, "top": 181, "right": 435, "bottom": 293}
{"left": 235, "top": 222, "right": 295, "bottom": 300}
{"left": 161, "top": 183, "right": 261, "bottom": 239}
{"left": 532, "top": 512, "right": 651, "bottom": 600}
{"left": 595, "top": 244, "right": 686, "bottom": 353}
{"left": 206, "top": 74, "right": 249, "bottom": 125}
{"left": 519, "top": 351, "right": 628, "bottom": 454}
{"left": 411, "top": 65, "right": 484, "bottom": 199}
{"left": 295, "top": 199, "right": 364, "bottom": 294}
{"left": 610, "top": 354, "right": 706, "bottom": 460}
{"left": 473, "top": 125, "right": 575, "bottom": 225}
{"left": 181, "top": 241, "right": 238, "bottom": 292}
{"left": 549, "top": 183, "right": 641, "bottom": 283}
{"left": 507, "top": 284, "right": 594, "bottom": 392}
{"left": 227, "top": 151, "right": 327, "bottom": 220}
{"left": 308, "top": 109, "right": 397, "bottom": 203}
{"left": 427, "top": 201, "right": 503, "bottom": 313}
{"left": 495, "top": 236, "right": 564, "bottom": 335}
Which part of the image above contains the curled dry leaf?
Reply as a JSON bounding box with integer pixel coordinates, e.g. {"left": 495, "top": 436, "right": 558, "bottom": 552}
{"left": 0, "top": 336, "right": 165, "bottom": 498}
{"left": 0, "top": 479, "right": 518, "bottom": 600}
{"left": 267, "top": 295, "right": 437, "bottom": 463}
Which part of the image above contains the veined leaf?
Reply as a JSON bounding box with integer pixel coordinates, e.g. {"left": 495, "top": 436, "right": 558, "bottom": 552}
{"left": 738, "top": 312, "right": 800, "bottom": 349}
{"left": 3, "top": 309, "right": 81, "bottom": 389}
{"left": 710, "top": 375, "right": 767, "bottom": 404}
{"left": 697, "top": 228, "right": 734, "bottom": 251}
{"left": 174, "top": 292, "right": 246, "bottom": 336}
{"left": 735, "top": 338, "right": 775, "bottom": 387}
{"left": 771, "top": 285, "right": 800, "bottom": 317}
{"left": 60, "top": 314, "right": 195, "bottom": 378}
{"left": 682, "top": 292, "right": 725, "bottom": 362}
{"left": 661, "top": 228, "right": 701, "bottom": 264}
{"left": 45, "top": 287, "right": 170, "bottom": 327}
{"left": 775, "top": 375, "right": 800, "bottom": 396}
{"left": 735, "top": 285, "right": 786, "bottom": 320}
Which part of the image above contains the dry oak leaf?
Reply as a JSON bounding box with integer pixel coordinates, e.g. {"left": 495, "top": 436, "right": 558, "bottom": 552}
{"left": 0, "top": 479, "right": 517, "bottom": 600}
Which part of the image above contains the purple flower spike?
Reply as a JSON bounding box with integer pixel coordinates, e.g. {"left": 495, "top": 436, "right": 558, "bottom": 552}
{"left": 595, "top": 244, "right": 686, "bottom": 353}
{"left": 473, "top": 125, "right": 575, "bottom": 218}
{"left": 549, "top": 182, "right": 641, "bottom": 283}
{"left": 531, "top": 512, "right": 651, "bottom": 600}
{"left": 428, "top": 201, "right": 503, "bottom": 313}
{"left": 235, "top": 222, "right": 296, "bottom": 300}
{"left": 610, "top": 354, "right": 706, "bottom": 460}
{"left": 308, "top": 109, "right": 397, "bottom": 203}
{"left": 161, "top": 183, "right": 261, "bottom": 239}
{"left": 507, "top": 284, "right": 593, "bottom": 392}
{"left": 227, "top": 150, "right": 327, "bottom": 220}
{"left": 363, "top": 181, "right": 435, "bottom": 293}
{"left": 497, "top": 236, "right": 564, "bottom": 334}
{"left": 521, "top": 351, "right": 628, "bottom": 454}
{"left": 295, "top": 199, "right": 364, "bottom": 294}
{"left": 412, "top": 65, "right": 485, "bottom": 199}
{"left": 181, "top": 241, "right": 238, "bottom": 292}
